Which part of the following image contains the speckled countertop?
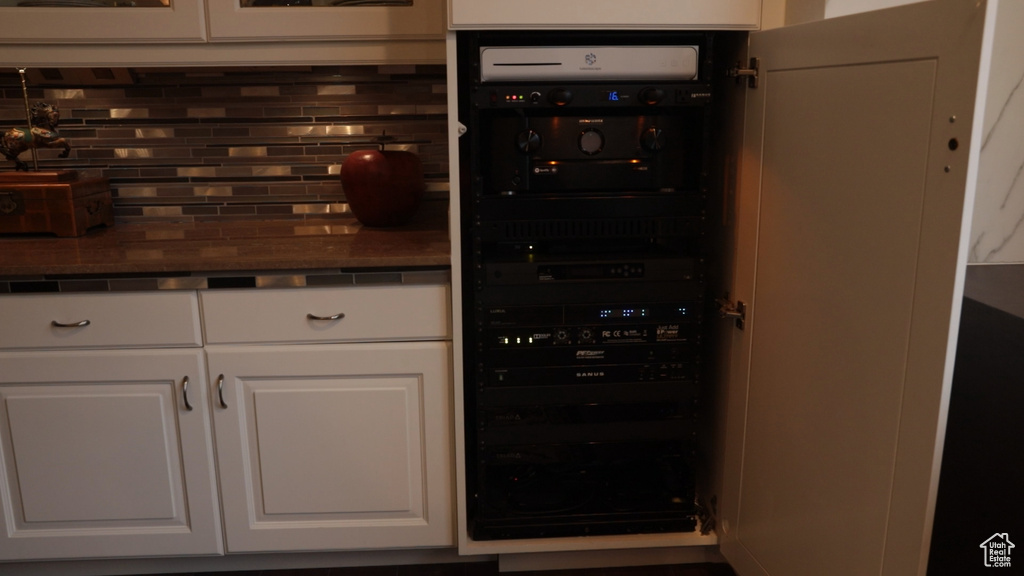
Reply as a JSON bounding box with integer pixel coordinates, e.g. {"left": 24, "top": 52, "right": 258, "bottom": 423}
{"left": 0, "top": 205, "right": 450, "bottom": 281}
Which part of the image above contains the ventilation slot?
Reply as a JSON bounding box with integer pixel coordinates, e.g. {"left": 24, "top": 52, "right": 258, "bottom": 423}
{"left": 499, "top": 218, "right": 693, "bottom": 241}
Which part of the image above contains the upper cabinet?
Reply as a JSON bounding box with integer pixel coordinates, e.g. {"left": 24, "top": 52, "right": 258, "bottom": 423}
{"left": 448, "top": 0, "right": 762, "bottom": 30}
{"left": 206, "top": 1, "right": 444, "bottom": 42}
{"left": 0, "top": 0, "right": 207, "bottom": 43}
{"left": 0, "top": 0, "right": 445, "bottom": 66}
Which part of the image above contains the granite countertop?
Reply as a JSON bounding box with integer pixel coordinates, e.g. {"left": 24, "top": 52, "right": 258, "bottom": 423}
{"left": 0, "top": 206, "right": 450, "bottom": 279}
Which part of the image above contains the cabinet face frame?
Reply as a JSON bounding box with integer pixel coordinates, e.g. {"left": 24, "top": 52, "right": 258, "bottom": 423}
{"left": 446, "top": 0, "right": 995, "bottom": 571}
{"left": 0, "top": 350, "right": 222, "bottom": 561}
{"left": 0, "top": 0, "right": 207, "bottom": 43}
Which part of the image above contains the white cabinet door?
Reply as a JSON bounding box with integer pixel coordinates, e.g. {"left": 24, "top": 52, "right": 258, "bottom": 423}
{"left": 0, "top": 350, "right": 222, "bottom": 561}
{"left": 448, "top": 0, "right": 761, "bottom": 30}
{"left": 207, "top": 342, "right": 453, "bottom": 553}
{"left": 719, "top": 1, "right": 994, "bottom": 575}
{"left": 206, "top": 0, "right": 444, "bottom": 41}
{"left": 0, "top": 0, "right": 206, "bottom": 43}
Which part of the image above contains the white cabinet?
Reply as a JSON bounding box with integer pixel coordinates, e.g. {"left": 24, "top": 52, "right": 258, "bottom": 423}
{"left": 0, "top": 0, "right": 207, "bottom": 43}
{"left": 0, "top": 282, "right": 454, "bottom": 563}
{"left": 201, "top": 285, "right": 454, "bottom": 553}
{"left": 448, "top": 0, "right": 761, "bottom": 30}
{"left": 446, "top": 0, "right": 999, "bottom": 574}
{"left": 0, "top": 293, "right": 222, "bottom": 562}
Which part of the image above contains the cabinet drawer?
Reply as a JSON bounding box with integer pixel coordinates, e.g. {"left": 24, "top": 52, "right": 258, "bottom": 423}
{"left": 0, "top": 292, "right": 202, "bottom": 350}
{"left": 200, "top": 285, "right": 451, "bottom": 344}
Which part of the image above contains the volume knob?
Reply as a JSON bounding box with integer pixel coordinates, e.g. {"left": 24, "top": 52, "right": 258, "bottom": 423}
{"left": 640, "top": 127, "right": 665, "bottom": 152}
{"left": 639, "top": 86, "right": 665, "bottom": 105}
{"left": 517, "top": 129, "right": 542, "bottom": 153}
{"left": 579, "top": 129, "right": 604, "bottom": 155}
{"left": 548, "top": 87, "right": 573, "bottom": 106}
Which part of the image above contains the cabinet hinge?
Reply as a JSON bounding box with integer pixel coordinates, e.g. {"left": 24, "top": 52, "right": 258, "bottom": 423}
{"left": 727, "top": 57, "right": 760, "bottom": 88}
{"left": 716, "top": 296, "right": 746, "bottom": 330}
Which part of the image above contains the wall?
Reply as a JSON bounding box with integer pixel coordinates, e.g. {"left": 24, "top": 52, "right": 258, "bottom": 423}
{"left": 969, "top": 0, "right": 1024, "bottom": 263}
{"left": 0, "top": 65, "right": 448, "bottom": 224}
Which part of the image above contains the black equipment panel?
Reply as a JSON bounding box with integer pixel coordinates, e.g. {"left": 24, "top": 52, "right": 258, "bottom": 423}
{"left": 458, "top": 30, "right": 716, "bottom": 541}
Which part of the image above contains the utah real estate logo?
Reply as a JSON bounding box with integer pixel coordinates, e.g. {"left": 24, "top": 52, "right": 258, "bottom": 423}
{"left": 980, "top": 533, "right": 1014, "bottom": 568}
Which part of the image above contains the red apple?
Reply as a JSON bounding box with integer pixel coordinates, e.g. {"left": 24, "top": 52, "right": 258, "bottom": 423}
{"left": 340, "top": 149, "right": 425, "bottom": 227}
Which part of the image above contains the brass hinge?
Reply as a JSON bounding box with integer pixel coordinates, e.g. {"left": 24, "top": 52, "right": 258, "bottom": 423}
{"left": 728, "top": 57, "right": 760, "bottom": 89}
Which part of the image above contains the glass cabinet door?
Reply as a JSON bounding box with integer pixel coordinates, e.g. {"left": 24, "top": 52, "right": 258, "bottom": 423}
{"left": 0, "top": 0, "right": 206, "bottom": 43}
{"left": 206, "top": 0, "right": 443, "bottom": 41}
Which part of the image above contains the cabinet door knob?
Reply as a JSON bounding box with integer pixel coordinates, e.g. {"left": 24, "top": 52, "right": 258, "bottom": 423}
{"left": 182, "top": 375, "right": 194, "bottom": 411}
{"left": 306, "top": 312, "right": 345, "bottom": 321}
{"left": 51, "top": 319, "right": 90, "bottom": 328}
{"left": 217, "top": 374, "right": 228, "bottom": 409}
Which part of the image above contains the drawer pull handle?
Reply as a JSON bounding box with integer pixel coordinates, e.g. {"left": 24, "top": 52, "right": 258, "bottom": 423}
{"left": 307, "top": 312, "right": 345, "bottom": 321}
{"left": 51, "top": 319, "right": 91, "bottom": 328}
{"left": 217, "top": 374, "right": 228, "bottom": 409}
{"left": 182, "top": 376, "right": 194, "bottom": 411}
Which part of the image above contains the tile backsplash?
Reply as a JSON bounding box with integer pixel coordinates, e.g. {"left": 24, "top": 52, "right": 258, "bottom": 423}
{"left": 0, "top": 65, "right": 448, "bottom": 223}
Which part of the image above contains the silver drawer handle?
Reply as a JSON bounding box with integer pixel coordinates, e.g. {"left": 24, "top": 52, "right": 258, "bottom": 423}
{"left": 51, "top": 319, "right": 91, "bottom": 328}
{"left": 217, "top": 374, "right": 228, "bottom": 409}
{"left": 307, "top": 312, "right": 345, "bottom": 321}
{"left": 182, "top": 376, "right": 194, "bottom": 411}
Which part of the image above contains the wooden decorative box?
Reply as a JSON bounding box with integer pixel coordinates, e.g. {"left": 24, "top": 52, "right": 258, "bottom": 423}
{"left": 0, "top": 171, "right": 114, "bottom": 237}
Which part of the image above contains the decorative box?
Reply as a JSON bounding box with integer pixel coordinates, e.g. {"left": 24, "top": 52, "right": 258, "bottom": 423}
{"left": 0, "top": 171, "right": 114, "bottom": 237}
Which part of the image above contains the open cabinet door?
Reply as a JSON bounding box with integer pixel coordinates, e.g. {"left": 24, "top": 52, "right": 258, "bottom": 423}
{"left": 718, "top": 1, "right": 996, "bottom": 575}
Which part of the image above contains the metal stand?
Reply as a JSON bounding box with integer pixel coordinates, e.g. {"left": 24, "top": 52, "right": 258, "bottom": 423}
{"left": 17, "top": 67, "right": 39, "bottom": 172}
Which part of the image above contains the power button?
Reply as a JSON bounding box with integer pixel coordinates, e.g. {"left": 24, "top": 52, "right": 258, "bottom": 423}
{"left": 548, "top": 87, "right": 573, "bottom": 106}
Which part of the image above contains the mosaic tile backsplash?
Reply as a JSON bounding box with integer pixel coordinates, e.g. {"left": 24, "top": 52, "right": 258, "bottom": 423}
{"left": 0, "top": 65, "right": 448, "bottom": 223}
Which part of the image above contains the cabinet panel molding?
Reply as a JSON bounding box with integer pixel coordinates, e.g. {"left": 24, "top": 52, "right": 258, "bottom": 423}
{"left": 6, "top": 391, "right": 178, "bottom": 524}
{"left": 253, "top": 384, "right": 418, "bottom": 517}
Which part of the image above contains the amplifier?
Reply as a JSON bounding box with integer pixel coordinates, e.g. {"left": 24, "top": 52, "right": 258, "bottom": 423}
{"left": 471, "top": 440, "right": 698, "bottom": 541}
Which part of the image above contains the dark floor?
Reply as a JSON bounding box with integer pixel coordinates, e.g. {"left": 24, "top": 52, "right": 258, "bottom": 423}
{"left": 138, "top": 561, "right": 735, "bottom": 576}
